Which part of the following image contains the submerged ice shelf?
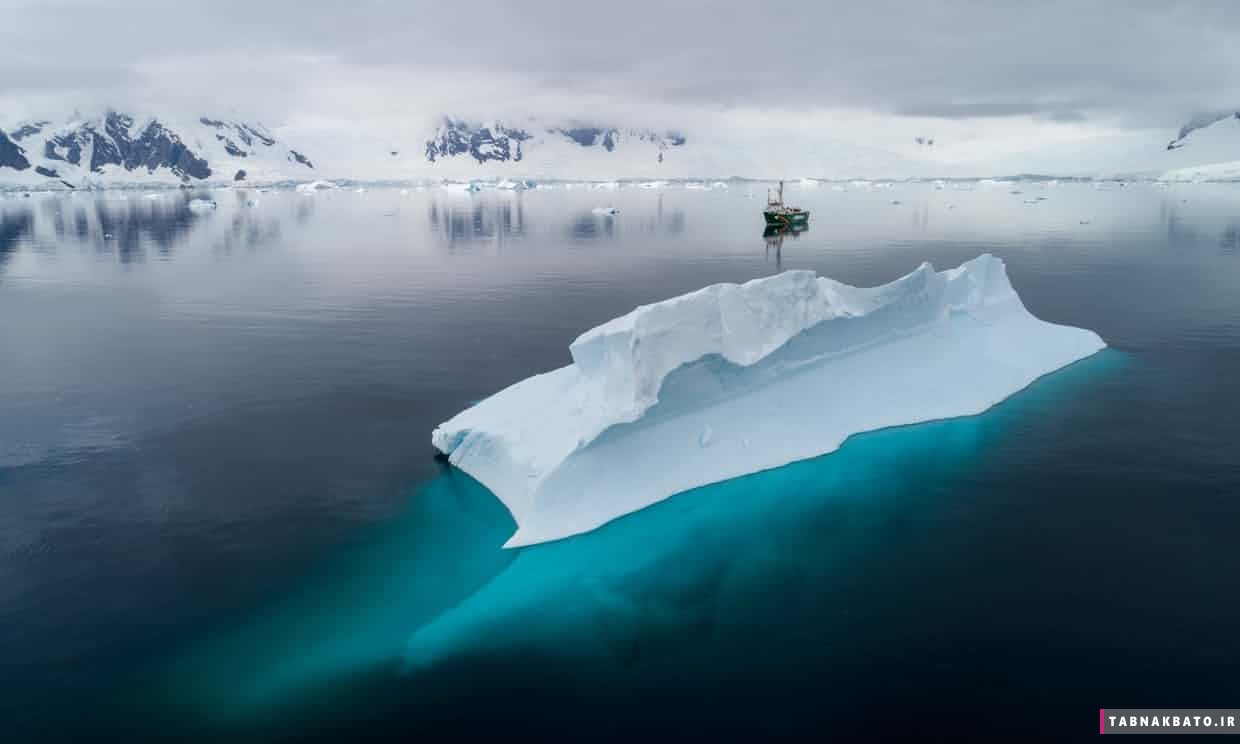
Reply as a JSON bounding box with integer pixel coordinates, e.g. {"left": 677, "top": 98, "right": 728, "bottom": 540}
{"left": 432, "top": 255, "right": 1106, "bottom": 547}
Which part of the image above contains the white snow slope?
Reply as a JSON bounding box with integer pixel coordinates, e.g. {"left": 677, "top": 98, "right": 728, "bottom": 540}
{"left": 432, "top": 254, "right": 1106, "bottom": 547}
{"left": 0, "top": 113, "right": 314, "bottom": 187}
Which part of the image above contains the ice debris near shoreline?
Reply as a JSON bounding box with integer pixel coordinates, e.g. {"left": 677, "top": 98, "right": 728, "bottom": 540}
{"left": 432, "top": 254, "right": 1106, "bottom": 548}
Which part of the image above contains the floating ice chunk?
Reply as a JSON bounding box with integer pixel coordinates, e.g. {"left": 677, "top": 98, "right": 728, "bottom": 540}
{"left": 432, "top": 255, "right": 1106, "bottom": 548}
{"left": 441, "top": 181, "right": 483, "bottom": 193}
{"left": 187, "top": 198, "right": 216, "bottom": 211}
{"left": 591, "top": 207, "right": 619, "bottom": 216}
{"left": 296, "top": 180, "right": 337, "bottom": 193}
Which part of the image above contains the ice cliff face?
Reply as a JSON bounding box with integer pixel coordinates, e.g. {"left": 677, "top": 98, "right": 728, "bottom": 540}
{"left": 432, "top": 254, "right": 1106, "bottom": 548}
{"left": 0, "top": 112, "right": 315, "bottom": 187}
{"left": 424, "top": 118, "right": 686, "bottom": 166}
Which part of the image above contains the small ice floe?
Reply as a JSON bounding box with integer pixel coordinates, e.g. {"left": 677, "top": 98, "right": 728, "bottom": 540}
{"left": 188, "top": 198, "right": 217, "bottom": 211}
{"left": 890, "top": 199, "right": 902, "bottom": 205}
{"left": 495, "top": 179, "right": 529, "bottom": 191}
{"left": 143, "top": 192, "right": 162, "bottom": 200}
{"left": 1036, "top": 195, "right": 1048, "bottom": 201}
{"left": 591, "top": 207, "right": 619, "bottom": 216}
{"left": 685, "top": 181, "right": 708, "bottom": 190}
{"left": 296, "top": 180, "right": 337, "bottom": 193}
{"left": 638, "top": 180, "right": 667, "bottom": 189}
{"left": 800, "top": 178, "right": 820, "bottom": 187}
{"left": 399, "top": 189, "right": 410, "bottom": 195}
{"left": 354, "top": 187, "right": 366, "bottom": 193}
{"left": 1023, "top": 199, "right": 1039, "bottom": 204}
{"left": 933, "top": 180, "right": 946, "bottom": 190}
{"left": 440, "top": 181, "right": 482, "bottom": 193}
{"left": 592, "top": 181, "right": 620, "bottom": 191}
{"left": 711, "top": 181, "right": 729, "bottom": 189}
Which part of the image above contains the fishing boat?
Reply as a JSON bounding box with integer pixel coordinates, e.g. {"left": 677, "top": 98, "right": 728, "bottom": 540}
{"left": 763, "top": 180, "right": 809, "bottom": 227}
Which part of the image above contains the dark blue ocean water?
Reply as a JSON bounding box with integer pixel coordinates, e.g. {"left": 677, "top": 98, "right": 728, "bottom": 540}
{"left": 2, "top": 181, "right": 1238, "bottom": 740}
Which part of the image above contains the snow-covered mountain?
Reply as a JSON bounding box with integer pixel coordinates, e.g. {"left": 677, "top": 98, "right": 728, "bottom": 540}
{"left": 1157, "top": 112, "right": 1240, "bottom": 180}
{"left": 424, "top": 118, "right": 685, "bottom": 166}
{"left": 0, "top": 112, "right": 315, "bottom": 188}
{"left": 413, "top": 117, "right": 692, "bottom": 179}
{"left": 9, "top": 108, "right": 1240, "bottom": 184}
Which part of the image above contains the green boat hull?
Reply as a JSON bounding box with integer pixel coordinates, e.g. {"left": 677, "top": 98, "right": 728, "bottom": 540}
{"left": 764, "top": 210, "right": 810, "bottom": 226}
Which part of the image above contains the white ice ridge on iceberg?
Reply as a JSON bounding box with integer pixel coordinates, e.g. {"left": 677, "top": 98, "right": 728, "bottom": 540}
{"left": 432, "top": 254, "right": 1106, "bottom": 548}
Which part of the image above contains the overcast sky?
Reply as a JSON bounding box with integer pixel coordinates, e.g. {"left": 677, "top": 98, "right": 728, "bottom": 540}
{"left": 4, "top": 0, "right": 1240, "bottom": 145}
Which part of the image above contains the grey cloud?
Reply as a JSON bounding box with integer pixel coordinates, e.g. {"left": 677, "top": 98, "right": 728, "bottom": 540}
{"left": 5, "top": 0, "right": 1240, "bottom": 130}
{"left": 897, "top": 102, "right": 1066, "bottom": 119}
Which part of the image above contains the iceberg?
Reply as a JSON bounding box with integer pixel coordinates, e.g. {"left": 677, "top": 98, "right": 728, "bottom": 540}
{"left": 432, "top": 255, "right": 1105, "bottom": 548}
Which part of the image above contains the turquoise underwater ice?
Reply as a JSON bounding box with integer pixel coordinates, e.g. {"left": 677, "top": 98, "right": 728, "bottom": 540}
{"left": 142, "top": 350, "right": 1119, "bottom": 735}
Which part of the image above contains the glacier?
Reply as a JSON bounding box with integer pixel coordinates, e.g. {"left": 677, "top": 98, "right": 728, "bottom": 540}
{"left": 431, "top": 254, "right": 1106, "bottom": 548}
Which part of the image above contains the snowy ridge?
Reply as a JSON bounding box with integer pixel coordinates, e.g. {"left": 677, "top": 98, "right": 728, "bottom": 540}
{"left": 424, "top": 118, "right": 685, "bottom": 166}
{"left": 1159, "top": 112, "right": 1240, "bottom": 181}
{"left": 0, "top": 112, "right": 315, "bottom": 187}
{"left": 432, "top": 255, "right": 1106, "bottom": 547}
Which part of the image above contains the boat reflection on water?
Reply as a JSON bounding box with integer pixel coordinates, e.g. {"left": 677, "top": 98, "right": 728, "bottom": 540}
{"left": 763, "top": 222, "right": 808, "bottom": 271}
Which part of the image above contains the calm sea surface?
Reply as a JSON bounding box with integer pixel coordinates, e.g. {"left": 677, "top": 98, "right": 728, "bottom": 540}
{"left": 2, "top": 181, "right": 1238, "bottom": 740}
